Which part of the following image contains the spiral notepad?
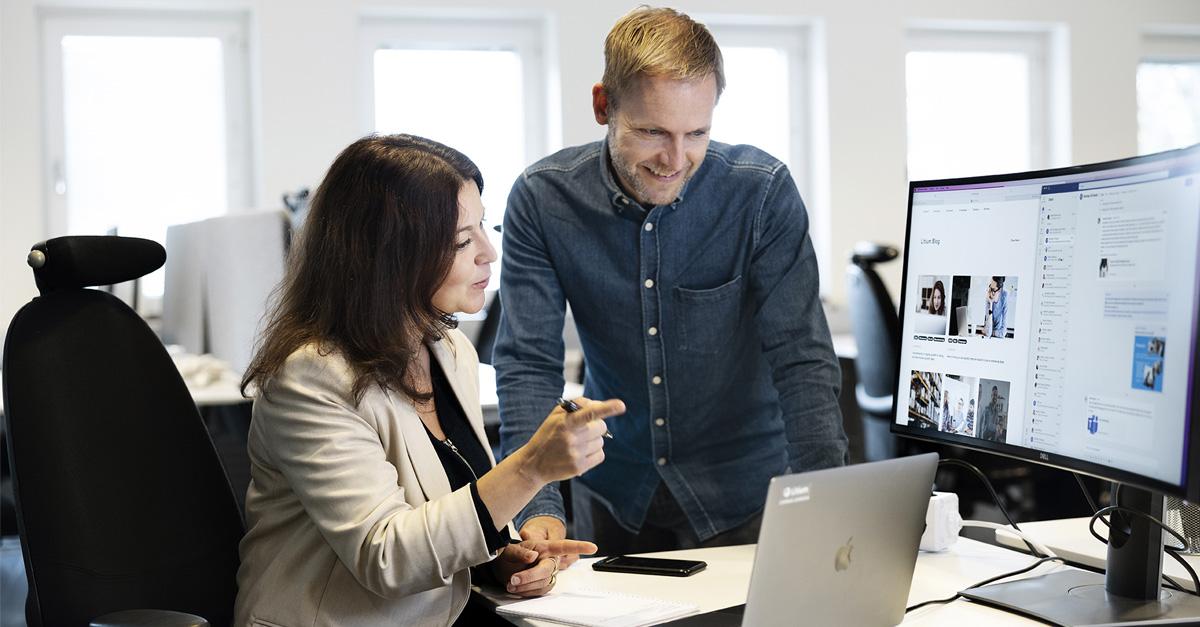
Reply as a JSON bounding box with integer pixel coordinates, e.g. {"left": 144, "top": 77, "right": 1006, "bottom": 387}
{"left": 494, "top": 589, "right": 699, "bottom": 627}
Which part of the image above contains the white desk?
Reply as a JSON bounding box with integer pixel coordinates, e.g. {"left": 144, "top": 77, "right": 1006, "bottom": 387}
{"left": 995, "top": 517, "right": 1200, "bottom": 592}
{"left": 186, "top": 373, "right": 252, "bottom": 407}
{"left": 482, "top": 538, "right": 1076, "bottom": 625}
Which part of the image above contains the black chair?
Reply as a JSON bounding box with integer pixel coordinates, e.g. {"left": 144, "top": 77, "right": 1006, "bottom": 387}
{"left": 475, "top": 291, "right": 503, "bottom": 366}
{"left": 845, "top": 241, "right": 901, "bottom": 462}
{"left": 2, "top": 236, "right": 244, "bottom": 627}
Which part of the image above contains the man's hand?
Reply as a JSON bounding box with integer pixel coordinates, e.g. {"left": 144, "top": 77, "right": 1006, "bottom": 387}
{"left": 521, "top": 516, "right": 589, "bottom": 568}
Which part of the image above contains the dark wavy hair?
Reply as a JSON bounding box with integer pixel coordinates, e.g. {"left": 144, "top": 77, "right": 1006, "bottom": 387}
{"left": 930, "top": 280, "right": 946, "bottom": 315}
{"left": 242, "top": 134, "right": 483, "bottom": 404}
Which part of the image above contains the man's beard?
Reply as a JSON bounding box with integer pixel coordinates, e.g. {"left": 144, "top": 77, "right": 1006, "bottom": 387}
{"left": 608, "top": 128, "right": 690, "bottom": 206}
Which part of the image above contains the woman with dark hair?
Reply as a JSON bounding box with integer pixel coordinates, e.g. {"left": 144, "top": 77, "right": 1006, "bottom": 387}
{"left": 930, "top": 280, "right": 947, "bottom": 316}
{"left": 234, "top": 134, "right": 624, "bottom": 626}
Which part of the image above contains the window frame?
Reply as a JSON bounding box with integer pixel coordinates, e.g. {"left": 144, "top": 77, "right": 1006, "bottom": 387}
{"left": 700, "top": 18, "right": 830, "bottom": 289}
{"left": 1137, "top": 32, "right": 1200, "bottom": 155}
{"left": 905, "top": 27, "right": 1062, "bottom": 179}
{"left": 357, "top": 14, "right": 551, "bottom": 167}
{"left": 1142, "top": 32, "right": 1200, "bottom": 63}
{"left": 39, "top": 8, "right": 255, "bottom": 240}
{"left": 704, "top": 22, "right": 812, "bottom": 201}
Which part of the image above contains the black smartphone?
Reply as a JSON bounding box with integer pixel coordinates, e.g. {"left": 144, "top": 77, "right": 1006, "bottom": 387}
{"left": 591, "top": 555, "right": 707, "bottom": 577}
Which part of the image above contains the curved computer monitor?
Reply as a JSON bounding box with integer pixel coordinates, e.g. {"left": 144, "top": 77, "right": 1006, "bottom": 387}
{"left": 892, "top": 144, "right": 1200, "bottom": 623}
{"left": 892, "top": 143, "right": 1200, "bottom": 502}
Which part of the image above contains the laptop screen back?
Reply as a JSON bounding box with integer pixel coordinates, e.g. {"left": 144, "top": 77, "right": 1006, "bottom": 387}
{"left": 742, "top": 454, "right": 938, "bottom": 626}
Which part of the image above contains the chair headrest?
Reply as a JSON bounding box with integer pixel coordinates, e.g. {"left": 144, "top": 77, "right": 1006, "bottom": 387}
{"left": 27, "top": 236, "right": 166, "bottom": 295}
{"left": 850, "top": 241, "right": 899, "bottom": 266}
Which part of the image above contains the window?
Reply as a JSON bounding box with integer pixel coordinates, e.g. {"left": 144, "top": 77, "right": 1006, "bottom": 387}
{"left": 41, "top": 10, "right": 253, "bottom": 305}
{"left": 360, "top": 14, "right": 552, "bottom": 286}
{"left": 905, "top": 28, "right": 1065, "bottom": 182}
{"left": 1138, "top": 35, "right": 1200, "bottom": 155}
{"left": 705, "top": 21, "right": 828, "bottom": 282}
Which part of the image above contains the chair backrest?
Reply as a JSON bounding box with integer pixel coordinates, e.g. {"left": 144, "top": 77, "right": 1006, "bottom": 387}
{"left": 845, "top": 242, "right": 901, "bottom": 408}
{"left": 474, "top": 291, "right": 503, "bottom": 365}
{"left": 2, "top": 236, "right": 244, "bottom": 627}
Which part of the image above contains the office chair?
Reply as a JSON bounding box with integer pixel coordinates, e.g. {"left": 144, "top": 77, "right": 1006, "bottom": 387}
{"left": 845, "top": 241, "right": 901, "bottom": 461}
{"left": 475, "top": 291, "right": 502, "bottom": 365}
{"left": 2, "top": 236, "right": 244, "bottom": 627}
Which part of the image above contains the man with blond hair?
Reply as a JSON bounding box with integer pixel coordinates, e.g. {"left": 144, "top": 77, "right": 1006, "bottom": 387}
{"left": 496, "top": 6, "right": 846, "bottom": 558}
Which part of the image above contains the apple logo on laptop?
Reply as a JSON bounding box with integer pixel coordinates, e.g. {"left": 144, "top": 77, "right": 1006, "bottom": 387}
{"left": 834, "top": 537, "right": 853, "bottom": 572}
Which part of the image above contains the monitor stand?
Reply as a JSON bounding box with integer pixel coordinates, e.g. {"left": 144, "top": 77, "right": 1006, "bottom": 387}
{"left": 961, "top": 485, "right": 1200, "bottom": 625}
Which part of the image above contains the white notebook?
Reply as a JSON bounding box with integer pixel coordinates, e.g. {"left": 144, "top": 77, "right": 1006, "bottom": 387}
{"left": 494, "top": 589, "right": 699, "bottom": 627}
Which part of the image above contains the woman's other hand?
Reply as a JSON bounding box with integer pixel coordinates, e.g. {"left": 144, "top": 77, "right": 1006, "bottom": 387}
{"left": 491, "top": 539, "right": 599, "bottom": 596}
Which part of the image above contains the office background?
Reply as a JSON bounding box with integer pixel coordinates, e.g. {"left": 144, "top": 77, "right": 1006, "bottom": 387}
{"left": 0, "top": 2, "right": 1198, "bottom": 623}
{"left": 2, "top": 0, "right": 1199, "bottom": 345}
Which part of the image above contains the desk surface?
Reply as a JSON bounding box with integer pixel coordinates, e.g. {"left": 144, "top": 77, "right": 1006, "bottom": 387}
{"left": 482, "top": 538, "right": 1074, "bottom": 625}
{"left": 996, "top": 516, "right": 1200, "bottom": 592}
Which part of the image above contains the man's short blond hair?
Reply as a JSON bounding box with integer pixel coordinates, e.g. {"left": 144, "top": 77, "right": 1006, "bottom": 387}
{"left": 601, "top": 6, "right": 725, "bottom": 110}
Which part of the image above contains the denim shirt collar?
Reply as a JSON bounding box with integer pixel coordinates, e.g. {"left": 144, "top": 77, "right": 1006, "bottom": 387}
{"left": 598, "top": 136, "right": 692, "bottom": 223}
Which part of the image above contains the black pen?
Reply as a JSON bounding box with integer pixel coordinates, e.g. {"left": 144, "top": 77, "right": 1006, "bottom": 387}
{"left": 557, "top": 397, "right": 614, "bottom": 439}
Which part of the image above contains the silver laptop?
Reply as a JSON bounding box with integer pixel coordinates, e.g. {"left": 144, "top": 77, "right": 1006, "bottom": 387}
{"left": 669, "top": 453, "right": 938, "bottom": 626}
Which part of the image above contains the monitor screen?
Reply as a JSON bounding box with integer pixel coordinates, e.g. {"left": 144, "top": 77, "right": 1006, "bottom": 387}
{"left": 892, "top": 144, "right": 1200, "bottom": 498}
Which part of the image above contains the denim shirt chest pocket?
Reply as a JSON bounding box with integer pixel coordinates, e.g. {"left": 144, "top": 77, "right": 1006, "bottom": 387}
{"left": 674, "top": 275, "right": 745, "bottom": 354}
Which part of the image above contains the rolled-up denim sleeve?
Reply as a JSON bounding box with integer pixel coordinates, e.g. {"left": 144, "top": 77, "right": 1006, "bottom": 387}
{"left": 750, "top": 166, "right": 848, "bottom": 472}
{"left": 494, "top": 173, "right": 569, "bottom": 525}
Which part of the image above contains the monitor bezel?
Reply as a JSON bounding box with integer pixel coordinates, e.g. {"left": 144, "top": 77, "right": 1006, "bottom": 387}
{"left": 890, "top": 143, "right": 1200, "bottom": 501}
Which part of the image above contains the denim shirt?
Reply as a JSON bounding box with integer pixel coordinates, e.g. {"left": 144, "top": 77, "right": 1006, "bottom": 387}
{"left": 495, "top": 138, "right": 847, "bottom": 540}
{"left": 989, "top": 289, "right": 1008, "bottom": 338}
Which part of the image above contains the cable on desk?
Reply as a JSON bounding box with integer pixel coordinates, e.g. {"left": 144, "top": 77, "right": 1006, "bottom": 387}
{"left": 960, "top": 520, "right": 1056, "bottom": 559}
{"left": 904, "top": 556, "right": 1064, "bottom": 614}
{"left": 1073, "top": 480, "right": 1198, "bottom": 595}
{"left": 1086, "top": 504, "right": 1200, "bottom": 596}
{"left": 937, "top": 458, "right": 1041, "bottom": 556}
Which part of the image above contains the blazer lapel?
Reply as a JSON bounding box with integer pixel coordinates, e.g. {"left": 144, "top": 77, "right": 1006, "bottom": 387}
{"left": 430, "top": 337, "right": 496, "bottom": 466}
{"left": 393, "top": 390, "right": 452, "bottom": 503}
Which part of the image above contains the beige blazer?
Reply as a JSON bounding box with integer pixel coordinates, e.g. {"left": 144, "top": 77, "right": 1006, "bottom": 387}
{"left": 234, "top": 330, "right": 507, "bottom": 627}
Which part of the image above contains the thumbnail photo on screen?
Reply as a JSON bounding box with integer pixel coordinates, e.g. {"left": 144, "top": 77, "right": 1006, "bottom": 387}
{"left": 1131, "top": 335, "right": 1166, "bottom": 392}
{"left": 906, "top": 370, "right": 943, "bottom": 430}
{"left": 976, "top": 378, "right": 1010, "bottom": 443}
{"left": 907, "top": 370, "right": 1010, "bottom": 444}
{"left": 948, "top": 275, "right": 1018, "bottom": 340}
{"left": 913, "top": 275, "right": 951, "bottom": 335}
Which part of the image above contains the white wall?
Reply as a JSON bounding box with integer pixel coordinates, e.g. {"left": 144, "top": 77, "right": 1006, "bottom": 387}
{"left": 3, "top": 0, "right": 1198, "bottom": 340}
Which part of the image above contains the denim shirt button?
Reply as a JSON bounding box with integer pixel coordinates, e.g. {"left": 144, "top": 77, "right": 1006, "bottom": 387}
{"left": 644, "top": 222, "right": 654, "bottom": 232}
{"left": 644, "top": 279, "right": 654, "bottom": 288}
{"left": 652, "top": 375, "right": 662, "bottom": 385}
{"left": 655, "top": 417, "right": 665, "bottom": 427}
{"left": 657, "top": 457, "right": 667, "bottom": 466}
{"left": 648, "top": 326, "right": 658, "bottom": 336}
